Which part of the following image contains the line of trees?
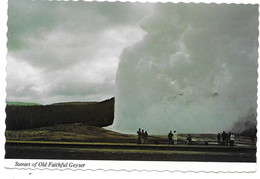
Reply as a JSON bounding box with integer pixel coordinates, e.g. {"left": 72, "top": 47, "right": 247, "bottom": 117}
{"left": 6, "top": 97, "right": 114, "bottom": 130}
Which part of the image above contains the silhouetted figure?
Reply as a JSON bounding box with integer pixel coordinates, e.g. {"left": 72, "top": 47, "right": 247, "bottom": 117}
{"left": 187, "top": 134, "right": 192, "bottom": 145}
{"left": 230, "top": 133, "right": 235, "bottom": 146}
{"left": 144, "top": 131, "right": 148, "bottom": 144}
{"left": 137, "top": 128, "right": 141, "bottom": 144}
{"left": 168, "top": 131, "right": 173, "bottom": 144}
{"left": 141, "top": 129, "right": 145, "bottom": 144}
{"left": 217, "top": 133, "right": 221, "bottom": 144}
{"left": 173, "top": 130, "right": 178, "bottom": 145}
{"left": 221, "top": 131, "right": 227, "bottom": 146}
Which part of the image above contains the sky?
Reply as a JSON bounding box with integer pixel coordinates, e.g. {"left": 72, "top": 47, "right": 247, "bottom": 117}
{"left": 7, "top": 0, "right": 152, "bottom": 104}
{"left": 6, "top": 1, "right": 258, "bottom": 134}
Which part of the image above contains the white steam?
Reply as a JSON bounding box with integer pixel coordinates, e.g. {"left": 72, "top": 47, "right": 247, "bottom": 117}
{"left": 112, "top": 3, "right": 258, "bottom": 134}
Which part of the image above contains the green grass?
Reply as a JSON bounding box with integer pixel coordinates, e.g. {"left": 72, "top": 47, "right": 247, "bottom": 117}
{"left": 6, "top": 101, "right": 41, "bottom": 106}
{"left": 50, "top": 101, "right": 98, "bottom": 106}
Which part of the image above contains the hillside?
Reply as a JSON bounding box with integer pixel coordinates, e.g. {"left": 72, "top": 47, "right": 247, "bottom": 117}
{"left": 6, "top": 97, "right": 114, "bottom": 130}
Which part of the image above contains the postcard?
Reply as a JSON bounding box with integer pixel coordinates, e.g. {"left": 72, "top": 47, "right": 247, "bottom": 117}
{"left": 2, "top": 0, "right": 259, "bottom": 174}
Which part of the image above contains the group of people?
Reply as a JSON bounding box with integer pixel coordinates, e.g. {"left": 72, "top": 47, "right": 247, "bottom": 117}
{"left": 137, "top": 128, "right": 149, "bottom": 144}
{"left": 168, "top": 131, "right": 192, "bottom": 145}
{"left": 137, "top": 129, "right": 192, "bottom": 145}
{"left": 136, "top": 129, "right": 237, "bottom": 146}
{"left": 217, "top": 131, "right": 235, "bottom": 146}
{"left": 168, "top": 130, "right": 179, "bottom": 145}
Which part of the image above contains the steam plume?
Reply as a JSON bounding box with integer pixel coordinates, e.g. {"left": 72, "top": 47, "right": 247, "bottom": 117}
{"left": 112, "top": 3, "right": 258, "bottom": 134}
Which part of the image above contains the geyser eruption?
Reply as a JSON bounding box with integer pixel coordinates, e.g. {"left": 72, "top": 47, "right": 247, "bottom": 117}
{"left": 112, "top": 3, "right": 258, "bottom": 134}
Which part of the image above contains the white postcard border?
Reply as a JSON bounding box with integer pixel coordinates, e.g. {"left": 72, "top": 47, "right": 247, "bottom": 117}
{"left": 1, "top": 0, "right": 260, "bottom": 176}
{"left": 4, "top": 159, "right": 257, "bottom": 172}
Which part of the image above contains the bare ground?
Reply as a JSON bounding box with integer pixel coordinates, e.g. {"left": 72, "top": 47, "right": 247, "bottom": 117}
{"left": 5, "top": 123, "right": 256, "bottom": 162}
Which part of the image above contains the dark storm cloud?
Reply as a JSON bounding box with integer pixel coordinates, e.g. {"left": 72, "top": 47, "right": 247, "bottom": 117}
{"left": 7, "top": 0, "right": 153, "bottom": 104}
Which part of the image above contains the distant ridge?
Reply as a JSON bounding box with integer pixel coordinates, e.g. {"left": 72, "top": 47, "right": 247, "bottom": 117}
{"left": 51, "top": 101, "right": 98, "bottom": 106}
{"left": 7, "top": 99, "right": 107, "bottom": 106}
{"left": 6, "top": 102, "right": 41, "bottom": 106}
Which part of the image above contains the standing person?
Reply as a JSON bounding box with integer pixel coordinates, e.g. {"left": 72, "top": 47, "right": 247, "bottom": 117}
{"left": 187, "top": 134, "right": 192, "bottom": 145}
{"left": 141, "top": 129, "right": 145, "bottom": 144}
{"left": 173, "top": 130, "right": 178, "bottom": 145}
{"left": 230, "top": 133, "right": 235, "bottom": 146}
{"left": 221, "top": 131, "right": 227, "bottom": 146}
{"left": 137, "top": 128, "right": 141, "bottom": 144}
{"left": 168, "top": 131, "right": 173, "bottom": 145}
{"left": 144, "top": 131, "right": 149, "bottom": 144}
{"left": 217, "top": 133, "right": 221, "bottom": 144}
